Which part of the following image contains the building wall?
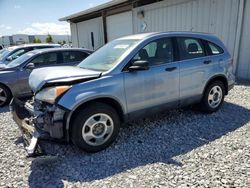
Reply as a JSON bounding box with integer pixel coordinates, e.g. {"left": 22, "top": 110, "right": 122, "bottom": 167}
{"left": 106, "top": 11, "right": 133, "bottom": 41}
{"left": 70, "top": 0, "right": 250, "bottom": 79}
{"left": 237, "top": 0, "right": 250, "bottom": 79}
{"left": 133, "top": 0, "right": 239, "bottom": 58}
{"left": 0, "top": 36, "right": 11, "bottom": 47}
{"left": 0, "top": 35, "right": 71, "bottom": 47}
{"left": 70, "top": 23, "right": 78, "bottom": 47}
{"left": 12, "top": 34, "right": 29, "bottom": 45}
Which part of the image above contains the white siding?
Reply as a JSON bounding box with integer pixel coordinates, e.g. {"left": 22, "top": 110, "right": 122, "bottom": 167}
{"left": 237, "top": 0, "right": 250, "bottom": 79}
{"left": 70, "top": 23, "right": 78, "bottom": 47}
{"left": 76, "top": 17, "right": 104, "bottom": 50}
{"left": 106, "top": 11, "right": 133, "bottom": 41}
{"left": 133, "top": 0, "right": 239, "bottom": 57}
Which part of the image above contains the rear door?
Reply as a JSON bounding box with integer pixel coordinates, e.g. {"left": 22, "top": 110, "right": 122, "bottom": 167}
{"left": 177, "top": 37, "right": 215, "bottom": 105}
{"left": 60, "top": 51, "right": 89, "bottom": 66}
{"left": 124, "top": 37, "right": 180, "bottom": 115}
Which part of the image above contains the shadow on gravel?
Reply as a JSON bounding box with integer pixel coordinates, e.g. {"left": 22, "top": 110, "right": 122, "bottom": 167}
{"left": 0, "top": 106, "right": 9, "bottom": 114}
{"left": 28, "top": 102, "right": 250, "bottom": 187}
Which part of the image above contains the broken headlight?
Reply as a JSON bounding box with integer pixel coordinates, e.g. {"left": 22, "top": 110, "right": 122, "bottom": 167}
{"left": 35, "top": 86, "right": 70, "bottom": 104}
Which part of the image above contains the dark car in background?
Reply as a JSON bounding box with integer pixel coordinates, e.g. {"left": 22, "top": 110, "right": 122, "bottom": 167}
{"left": 0, "top": 43, "right": 60, "bottom": 64}
{"left": 0, "top": 48, "right": 92, "bottom": 106}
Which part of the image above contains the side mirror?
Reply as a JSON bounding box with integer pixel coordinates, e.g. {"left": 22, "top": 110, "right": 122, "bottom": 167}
{"left": 128, "top": 60, "right": 149, "bottom": 72}
{"left": 6, "top": 56, "right": 13, "bottom": 61}
{"left": 25, "top": 63, "right": 35, "bottom": 70}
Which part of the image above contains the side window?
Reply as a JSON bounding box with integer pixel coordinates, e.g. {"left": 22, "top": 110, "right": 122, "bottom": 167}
{"left": 33, "top": 46, "right": 54, "bottom": 50}
{"left": 62, "top": 51, "right": 88, "bottom": 63}
{"left": 207, "top": 42, "right": 224, "bottom": 55}
{"left": 29, "top": 53, "right": 57, "bottom": 67}
{"left": 177, "top": 37, "right": 205, "bottom": 60}
{"left": 132, "top": 38, "right": 174, "bottom": 66}
{"left": 9, "top": 49, "right": 26, "bottom": 60}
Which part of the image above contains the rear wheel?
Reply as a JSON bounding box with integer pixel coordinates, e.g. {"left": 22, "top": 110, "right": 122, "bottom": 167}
{"left": 199, "top": 81, "right": 225, "bottom": 113}
{"left": 70, "top": 103, "right": 120, "bottom": 153}
{"left": 0, "top": 85, "right": 12, "bottom": 107}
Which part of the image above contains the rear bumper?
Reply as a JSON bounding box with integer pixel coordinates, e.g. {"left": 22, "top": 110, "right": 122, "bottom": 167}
{"left": 10, "top": 98, "right": 45, "bottom": 157}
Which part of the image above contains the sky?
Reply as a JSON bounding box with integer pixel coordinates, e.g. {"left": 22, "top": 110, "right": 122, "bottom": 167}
{"left": 0, "top": 0, "right": 110, "bottom": 36}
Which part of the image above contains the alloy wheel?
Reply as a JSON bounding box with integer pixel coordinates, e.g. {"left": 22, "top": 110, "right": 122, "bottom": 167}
{"left": 82, "top": 113, "right": 114, "bottom": 146}
{"left": 208, "top": 85, "right": 223, "bottom": 108}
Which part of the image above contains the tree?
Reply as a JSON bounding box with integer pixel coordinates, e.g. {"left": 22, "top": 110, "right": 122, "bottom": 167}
{"left": 46, "top": 34, "right": 53, "bottom": 43}
{"left": 62, "top": 40, "right": 66, "bottom": 45}
{"left": 33, "top": 38, "right": 41, "bottom": 43}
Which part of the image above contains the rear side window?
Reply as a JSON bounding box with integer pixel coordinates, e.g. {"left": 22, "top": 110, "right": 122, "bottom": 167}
{"left": 177, "top": 37, "right": 205, "bottom": 60}
{"left": 33, "top": 46, "right": 55, "bottom": 50}
{"left": 62, "top": 51, "right": 88, "bottom": 63}
{"left": 207, "top": 42, "right": 224, "bottom": 55}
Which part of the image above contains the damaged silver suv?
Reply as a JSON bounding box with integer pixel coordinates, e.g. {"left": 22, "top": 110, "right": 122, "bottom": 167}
{"left": 11, "top": 32, "right": 235, "bottom": 156}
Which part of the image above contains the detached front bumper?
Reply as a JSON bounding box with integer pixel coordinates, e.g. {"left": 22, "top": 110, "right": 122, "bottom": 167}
{"left": 10, "top": 98, "right": 45, "bottom": 157}
{"left": 10, "top": 98, "right": 67, "bottom": 157}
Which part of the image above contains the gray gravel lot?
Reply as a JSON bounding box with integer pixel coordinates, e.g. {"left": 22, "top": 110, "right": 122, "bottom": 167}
{"left": 0, "top": 84, "right": 249, "bottom": 188}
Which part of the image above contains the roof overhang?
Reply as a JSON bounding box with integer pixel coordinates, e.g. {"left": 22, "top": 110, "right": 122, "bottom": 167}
{"left": 59, "top": 0, "right": 129, "bottom": 22}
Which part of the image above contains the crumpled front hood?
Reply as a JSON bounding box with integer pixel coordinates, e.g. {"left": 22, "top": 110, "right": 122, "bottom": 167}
{"left": 29, "top": 66, "right": 101, "bottom": 93}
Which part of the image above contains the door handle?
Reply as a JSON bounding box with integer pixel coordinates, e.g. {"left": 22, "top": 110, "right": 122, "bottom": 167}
{"left": 203, "top": 60, "right": 212, "bottom": 64}
{"left": 165, "top": 67, "right": 177, "bottom": 72}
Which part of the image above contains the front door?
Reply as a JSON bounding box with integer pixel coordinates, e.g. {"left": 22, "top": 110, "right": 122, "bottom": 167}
{"left": 124, "top": 37, "right": 180, "bottom": 115}
{"left": 17, "top": 52, "right": 58, "bottom": 95}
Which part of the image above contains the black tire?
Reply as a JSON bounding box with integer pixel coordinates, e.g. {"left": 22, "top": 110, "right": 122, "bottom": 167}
{"left": 199, "top": 80, "right": 225, "bottom": 113}
{"left": 70, "top": 102, "right": 120, "bottom": 153}
{"left": 0, "top": 84, "right": 12, "bottom": 107}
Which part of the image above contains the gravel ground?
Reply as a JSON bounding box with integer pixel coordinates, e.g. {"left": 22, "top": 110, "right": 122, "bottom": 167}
{"left": 0, "top": 84, "right": 249, "bottom": 188}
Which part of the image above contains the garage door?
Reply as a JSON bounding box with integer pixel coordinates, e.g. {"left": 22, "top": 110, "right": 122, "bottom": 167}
{"left": 107, "top": 11, "right": 133, "bottom": 41}
{"left": 77, "top": 17, "right": 104, "bottom": 50}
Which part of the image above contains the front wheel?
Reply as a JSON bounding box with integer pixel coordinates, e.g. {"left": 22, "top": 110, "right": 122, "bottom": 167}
{"left": 199, "top": 81, "right": 225, "bottom": 113}
{"left": 70, "top": 103, "right": 120, "bottom": 153}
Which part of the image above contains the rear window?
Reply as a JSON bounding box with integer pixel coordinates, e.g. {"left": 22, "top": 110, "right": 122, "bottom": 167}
{"left": 207, "top": 42, "right": 224, "bottom": 55}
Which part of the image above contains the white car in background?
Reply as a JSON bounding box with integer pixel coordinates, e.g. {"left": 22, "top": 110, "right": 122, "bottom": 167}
{"left": 0, "top": 43, "right": 60, "bottom": 64}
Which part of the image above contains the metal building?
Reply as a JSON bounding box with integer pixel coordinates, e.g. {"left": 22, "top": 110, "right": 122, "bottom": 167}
{"left": 60, "top": 0, "right": 250, "bottom": 80}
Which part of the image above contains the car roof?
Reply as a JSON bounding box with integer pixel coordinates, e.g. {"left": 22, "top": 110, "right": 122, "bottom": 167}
{"left": 6, "top": 43, "right": 60, "bottom": 50}
{"left": 30, "top": 48, "right": 93, "bottom": 54}
{"left": 120, "top": 31, "right": 221, "bottom": 42}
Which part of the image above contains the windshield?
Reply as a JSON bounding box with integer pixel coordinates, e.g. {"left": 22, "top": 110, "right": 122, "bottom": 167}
{"left": 7, "top": 52, "right": 34, "bottom": 68}
{"left": 78, "top": 39, "right": 140, "bottom": 71}
{"left": 0, "top": 49, "right": 10, "bottom": 61}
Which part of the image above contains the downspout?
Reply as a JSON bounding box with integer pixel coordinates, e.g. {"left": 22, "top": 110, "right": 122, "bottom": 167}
{"left": 102, "top": 11, "right": 108, "bottom": 44}
{"left": 233, "top": 0, "right": 245, "bottom": 77}
{"left": 75, "top": 22, "right": 80, "bottom": 48}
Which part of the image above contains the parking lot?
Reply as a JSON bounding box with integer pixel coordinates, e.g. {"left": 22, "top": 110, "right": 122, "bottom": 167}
{"left": 0, "top": 84, "right": 249, "bottom": 188}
